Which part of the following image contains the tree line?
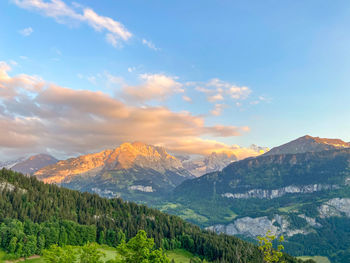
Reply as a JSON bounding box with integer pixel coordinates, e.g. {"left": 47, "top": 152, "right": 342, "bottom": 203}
{"left": 0, "top": 168, "right": 306, "bottom": 262}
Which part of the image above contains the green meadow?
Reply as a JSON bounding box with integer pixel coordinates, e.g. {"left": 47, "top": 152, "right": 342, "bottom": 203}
{"left": 0, "top": 247, "right": 198, "bottom": 263}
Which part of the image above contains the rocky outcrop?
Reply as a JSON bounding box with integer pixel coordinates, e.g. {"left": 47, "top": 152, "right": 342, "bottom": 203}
{"left": 91, "top": 187, "right": 118, "bottom": 198}
{"left": 319, "top": 198, "right": 350, "bottom": 218}
{"left": 222, "top": 184, "right": 338, "bottom": 199}
{"left": 0, "top": 181, "right": 16, "bottom": 192}
{"left": 298, "top": 214, "right": 322, "bottom": 228}
{"left": 0, "top": 181, "right": 26, "bottom": 193}
{"left": 206, "top": 214, "right": 310, "bottom": 238}
{"left": 129, "top": 185, "right": 154, "bottom": 192}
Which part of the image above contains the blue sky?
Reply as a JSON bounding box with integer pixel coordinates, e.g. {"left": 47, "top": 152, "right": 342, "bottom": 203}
{"left": 0, "top": 0, "right": 350, "bottom": 159}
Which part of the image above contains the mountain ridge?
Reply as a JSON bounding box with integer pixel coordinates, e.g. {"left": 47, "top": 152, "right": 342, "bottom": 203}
{"left": 165, "top": 136, "right": 350, "bottom": 262}
{"left": 35, "top": 142, "right": 186, "bottom": 184}
{"left": 264, "top": 135, "right": 350, "bottom": 156}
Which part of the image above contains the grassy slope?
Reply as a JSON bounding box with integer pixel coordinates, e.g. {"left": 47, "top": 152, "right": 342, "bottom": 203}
{"left": 0, "top": 248, "right": 196, "bottom": 263}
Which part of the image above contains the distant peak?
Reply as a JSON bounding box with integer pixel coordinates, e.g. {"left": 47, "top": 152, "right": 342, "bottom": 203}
{"left": 300, "top": 135, "right": 313, "bottom": 139}
{"left": 264, "top": 135, "right": 350, "bottom": 156}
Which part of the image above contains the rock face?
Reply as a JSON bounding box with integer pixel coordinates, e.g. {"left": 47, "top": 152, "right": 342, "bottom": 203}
{"left": 207, "top": 214, "right": 310, "bottom": 238}
{"left": 182, "top": 152, "right": 238, "bottom": 177}
{"left": 11, "top": 154, "right": 58, "bottom": 175}
{"left": 34, "top": 142, "right": 193, "bottom": 199}
{"left": 222, "top": 184, "right": 338, "bottom": 199}
{"left": 319, "top": 198, "right": 350, "bottom": 218}
{"left": 264, "top": 135, "right": 350, "bottom": 156}
{"left": 208, "top": 198, "right": 350, "bottom": 239}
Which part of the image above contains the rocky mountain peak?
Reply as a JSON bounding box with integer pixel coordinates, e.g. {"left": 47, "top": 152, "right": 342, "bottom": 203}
{"left": 264, "top": 135, "right": 350, "bottom": 156}
{"left": 34, "top": 142, "right": 184, "bottom": 183}
{"left": 11, "top": 154, "right": 58, "bottom": 175}
{"left": 182, "top": 151, "right": 238, "bottom": 177}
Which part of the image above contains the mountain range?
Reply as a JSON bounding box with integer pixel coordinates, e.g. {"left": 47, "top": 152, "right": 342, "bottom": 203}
{"left": 3, "top": 135, "right": 350, "bottom": 261}
{"left": 0, "top": 154, "right": 58, "bottom": 174}
{"left": 165, "top": 135, "right": 350, "bottom": 262}
{"left": 24, "top": 142, "right": 263, "bottom": 201}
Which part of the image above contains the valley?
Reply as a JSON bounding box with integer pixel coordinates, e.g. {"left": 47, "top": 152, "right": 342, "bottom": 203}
{"left": 2, "top": 135, "right": 350, "bottom": 262}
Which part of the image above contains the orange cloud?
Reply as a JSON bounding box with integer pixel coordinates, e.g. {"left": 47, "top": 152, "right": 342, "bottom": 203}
{"left": 121, "top": 74, "right": 184, "bottom": 103}
{"left": 0, "top": 62, "right": 256, "bottom": 159}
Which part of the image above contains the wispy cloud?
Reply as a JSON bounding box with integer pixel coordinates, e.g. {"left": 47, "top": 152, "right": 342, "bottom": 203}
{"left": 189, "top": 78, "right": 252, "bottom": 114}
{"left": 211, "top": 103, "right": 225, "bottom": 116}
{"left": 0, "top": 61, "right": 251, "bottom": 158}
{"left": 120, "top": 73, "right": 184, "bottom": 103}
{"left": 13, "top": 0, "right": 132, "bottom": 47}
{"left": 19, "top": 27, "right": 33, "bottom": 36}
{"left": 182, "top": 95, "right": 192, "bottom": 103}
{"left": 142, "top": 38, "right": 159, "bottom": 51}
{"left": 128, "top": 67, "right": 136, "bottom": 73}
{"left": 204, "top": 78, "right": 251, "bottom": 100}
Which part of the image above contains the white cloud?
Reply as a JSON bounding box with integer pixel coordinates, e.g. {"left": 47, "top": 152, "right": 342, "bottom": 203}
{"left": 227, "top": 85, "right": 251, "bottom": 100}
{"left": 13, "top": 0, "right": 132, "bottom": 47}
{"left": 142, "top": 38, "right": 159, "bottom": 51}
{"left": 128, "top": 67, "right": 136, "bottom": 73}
{"left": 192, "top": 78, "right": 251, "bottom": 104}
{"left": 19, "top": 27, "right": 33, "bottom": 36}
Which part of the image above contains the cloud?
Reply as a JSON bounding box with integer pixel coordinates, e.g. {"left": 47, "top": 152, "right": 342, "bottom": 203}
{"left": 142, "top": 39, "right": 159, "bottom": 51}
{"left": 211, "top": 103, "right": 225, "bottom": 116}
{"left": 0, "top": 62, "right": 252, "bottom": 159}
{"left": 19, "top": 27, "right": 33, "bottom": 36}
{"left": 162, "top": 138, "right": 262, "bottom": 159}
{"left": 13, "top": 0, "right": 132, "bottom": 47}
{"left": 128, "top": 67, "right": 136, "bottom": 73}
{"left": 0, "top": 62, "right": 44, "bottom": 98}
{"left": 250, "top": 95, "right": 272, "bottom": 105}
{"left": 194, "top": 78, "right": 251, "bottom": 103}
{"left": 208, "top": 93, "right": 224, "bottom": 102}
{"left": 182, "top": 95, "right": 192, "bottom": 103}
{"left": 121, "top": 73, "right": 184, "bottom": 103}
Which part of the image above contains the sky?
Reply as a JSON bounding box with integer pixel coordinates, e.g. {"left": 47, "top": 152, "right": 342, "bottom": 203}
{"left": 1, "top": 0, "right": 350, "bottom": 160}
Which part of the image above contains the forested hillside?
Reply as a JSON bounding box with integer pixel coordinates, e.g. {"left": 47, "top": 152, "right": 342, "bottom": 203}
{"left": 167, "top": 148, "right": 350, "bottom": 262}
{"left": 0, "top": 168, "right": 305, "bottom": 263}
